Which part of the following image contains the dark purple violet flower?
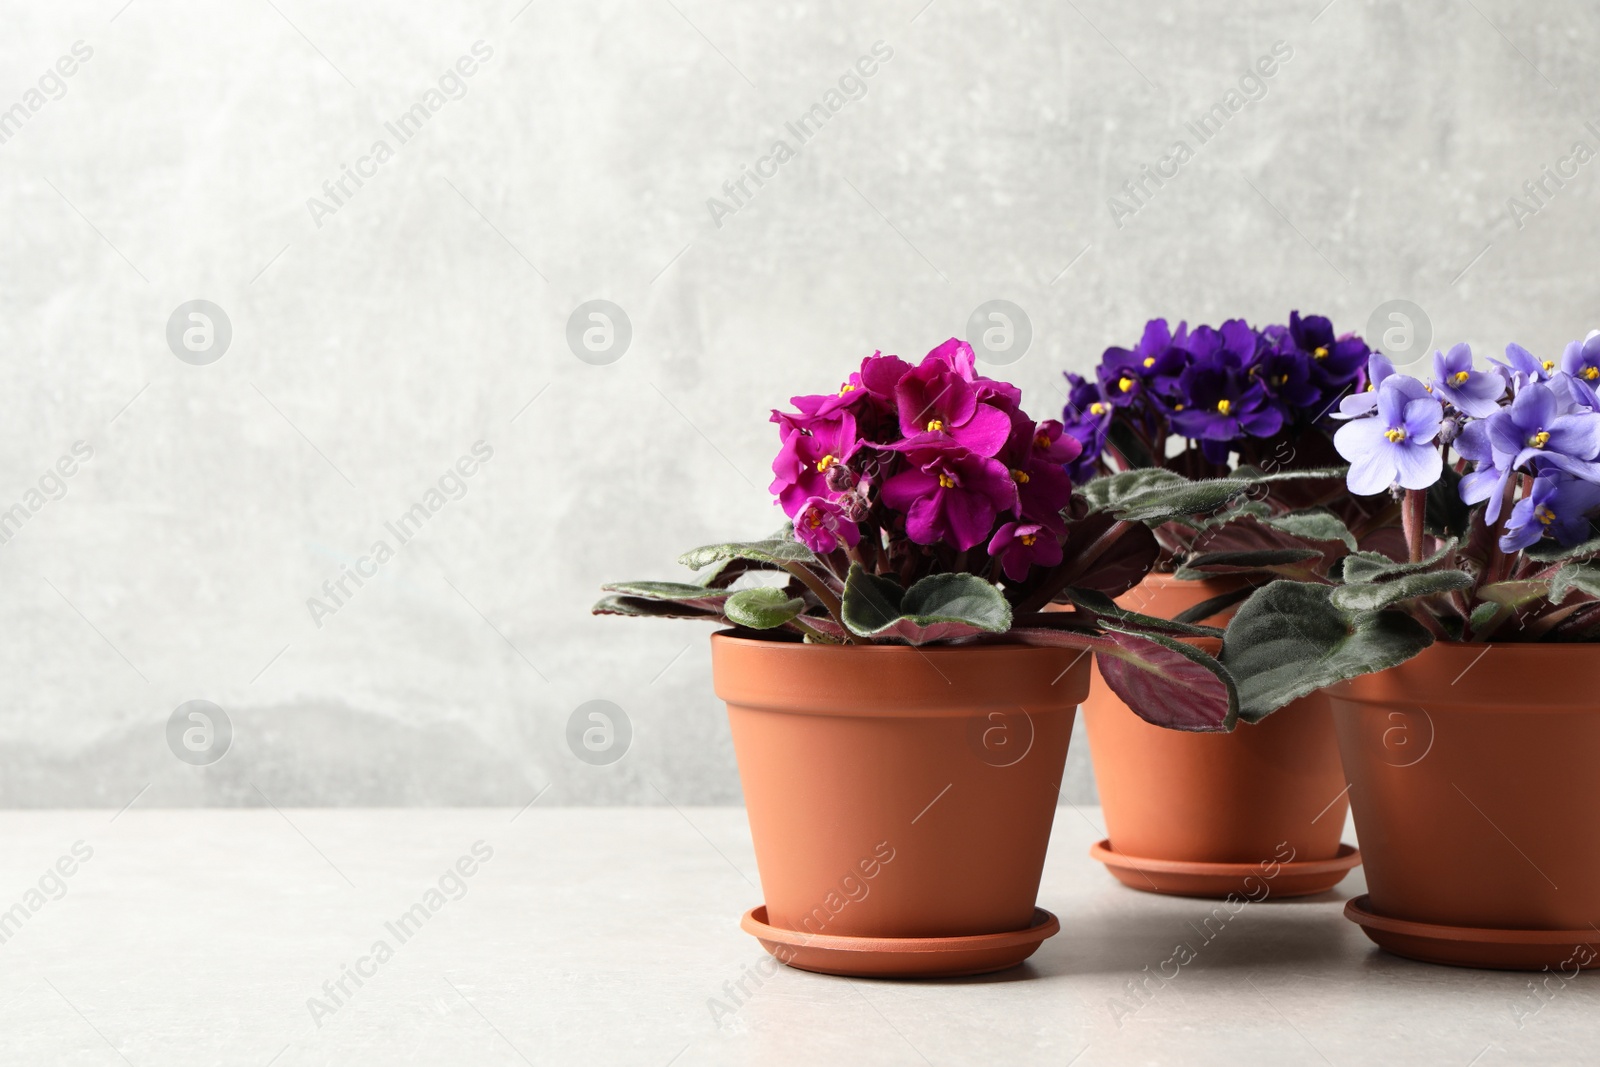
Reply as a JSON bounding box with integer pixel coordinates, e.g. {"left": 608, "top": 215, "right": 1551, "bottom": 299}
{"left": 987, "top": 521, "right": 1064, "bottom": 581}
{"left": 793, "top": 496, "right": 861, "bottom": 554}
{"left": 1169, "top": 322, "right": 1283, "bottom": 448}
{"left": 1096, "top": 318, "right": 1190, "bottom": 409}
{"left": 1333, "top": 374, "right": 1444, "bottom": 495}
{"left": 1430, "top": 343, "right": 1506, "bottom": 418}
{"left": 1499, "top": 473, "right": 1600, "bottom": 552}
{"left": 1061, "top": 372, "right": 1111, "bottom": 482}
{"left": 881, "top": 447, "right": 1019, "bottom": 550}
{"left": 1287, "top": 311, "right": 1370, "bottom": 389}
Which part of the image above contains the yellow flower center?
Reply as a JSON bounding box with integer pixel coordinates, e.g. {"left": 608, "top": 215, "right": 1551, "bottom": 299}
{"left": 816, "top": 454, "right": 837, "bottom": 471}
{"left": 1452, "top": 370, "right": 1470, "bottom": 385}
{"left": 1142, "top": 357, "right": 1155, "bottom": 368}
{"left": 926, "top": 419, "right": 944, "bottom": 432}
{"left": 1385, "top": 428, "right": 1407, "bottom": 443}
{"left": 1019, "top": 533, "right": 1038, "bottom": 546}
{"left": 1174, "top": 403, "right": 1185, "bottom": 411}
{"left": 937, "top": 473, "right": 957, "bottom": 489}
{"left": 1314, "top": 346, "right": 1330, "bottom": 360}
{"left": 1011, "top": 469, "right": 1029, "bottom": 484}
{"left": 806, "top": 510, "right": 824, "bottom": 528}
{"left": 839, "top": 383, "right": 856, "bottom": 395}
{"left": 1216, "top": 399, "right": 1232, "bottom": 415}
{"left": 1273, "top": 374, "right": 1288, "bottom": 386}
{"left": 1585, "top": 367, "right": 1600, "bottom": 381}
{"left": 1089, "top": 402, "right": 1107, "bottom": 415}
{"left": 1543, "top": 360, "right": 1557, "bottom": 372}
{"left": 1537, "top": 505, "right": 1557, "bottom": 526}
{"left": 1529, "top": 431, "right": 1551, "bottom": 448}
{"left": 1117, "top": 376, "right": 1135, "bottom": 393}
{"left": 1033, "top": 433, "right": 1051, "bottom": 449}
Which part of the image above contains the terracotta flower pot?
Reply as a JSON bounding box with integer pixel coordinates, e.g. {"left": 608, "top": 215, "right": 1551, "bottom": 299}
{"left": 1328, "top": 641, "right": 1600, "bottom": 970}
{"left": 711, "top": 631, "right": 1089, "bottom": 977}
{"left": 1077, "top": 575, "right": 1359, "bottom": 898}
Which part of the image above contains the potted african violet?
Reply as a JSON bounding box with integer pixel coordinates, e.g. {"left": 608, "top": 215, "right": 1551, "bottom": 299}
{"left": 1056, "top": 313, "right": 1388, "bottom": 897}
{"left": 596, "top": 338, "right": 1238, "bottom": 978}
{"left": 1220, "top": 332, "right": 1600, "bottom": 970}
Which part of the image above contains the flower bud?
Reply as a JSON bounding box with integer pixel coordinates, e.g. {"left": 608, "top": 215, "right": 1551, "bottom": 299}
{"left": 837, "top": 489, "right": 869, "bottom": 522}
{"left": 1437, "top": 415, "right": 1462, "bottom": 448}
{"left": 825, "top": 463, "right": 856, "bottom": 492}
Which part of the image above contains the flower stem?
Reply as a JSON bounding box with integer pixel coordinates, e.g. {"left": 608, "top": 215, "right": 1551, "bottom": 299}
{"left": 783, "top": 562, "right": 862, "bottom": 644}
{"left": 1402, "top": 488, "right": 1426, "bottom": 564}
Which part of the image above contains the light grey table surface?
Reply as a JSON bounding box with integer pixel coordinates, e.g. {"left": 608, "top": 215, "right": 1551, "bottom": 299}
{"left": 1, "top": 806, "right": 1594, "bottom": 1066}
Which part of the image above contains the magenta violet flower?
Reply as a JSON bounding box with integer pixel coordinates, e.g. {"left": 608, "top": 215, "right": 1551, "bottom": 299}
{"left": 892, "top": 346, "right": 1012, "bottom": 457}
{"left": 792, "top": 495, "right": 861, "bottom": 554}
{"left": 881, "top": 446, "right": 1020, "bottom": 550}
{"left": 1333, "top": 374, "right": 1444, "bottom": 495}
{"left": 769, "top": 410, "right": 860, "bottom": 517}
{"left": 987, "top": 521, "right": 1064, "bottom": 581}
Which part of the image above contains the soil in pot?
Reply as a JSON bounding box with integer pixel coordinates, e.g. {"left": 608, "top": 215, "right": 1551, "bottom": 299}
{"left": 1328, "top": 641, "right": 1600, "bottom": 970}
{"left": 1077, "top": 575, "right": 1358, "bottom": 899}
{"left": 711, "top": 631, "right": 1090, "bottom": 976}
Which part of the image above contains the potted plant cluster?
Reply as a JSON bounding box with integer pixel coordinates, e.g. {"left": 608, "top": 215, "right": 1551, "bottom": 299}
{"left": 1220, "top": 332, "right": 1600, "bottom": 969}
{"left": 596, "top": 339, "right": 1240, "bottom": 977}
{"left": 1056, "top": 313, "right": 1385, "bottom": 897}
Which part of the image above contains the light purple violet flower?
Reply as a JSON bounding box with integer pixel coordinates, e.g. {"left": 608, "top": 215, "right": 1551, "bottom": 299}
{"left": 1335, "top": 353, "right": 1397, "bottom": 419}
{"left": 1430, "top": 343, "right": 1506, "bottom": 418}
{"left": 1333, "top": 374, "right": 1444, "bottom": 495}
{"left": 1487, "top": 380, "right": 1600, "bottom": 479}
{"left": 1560, "top": 331, "right": 1600, "bottom": 388}
{"left": 1499, "top": 473, "right": 1600, "bottom": 552}
{"left": 1491, "top": 342, "right": 1556, "bottom": 390}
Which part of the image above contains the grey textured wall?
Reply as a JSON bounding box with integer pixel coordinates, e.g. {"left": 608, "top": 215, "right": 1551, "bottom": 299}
{"left": 3, "top": 0, "right": 1595, "bottom": 807}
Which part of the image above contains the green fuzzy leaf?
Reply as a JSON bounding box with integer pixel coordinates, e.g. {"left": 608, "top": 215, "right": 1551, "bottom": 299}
{"left": 678, "top": 538, "right": 818, "bottom": 571}
{"left": 1550, "top": 562, "right": 1600, "bottom": 605}
{"left": 1056, "top": 588, "right": 1224, "bottom": 639}
{"left": 723, "top": 587, "right": 805, "bottom": 629}
{"left": 600, "top": 581, "right": 734, "bottom": 612}
{"left": 1476, "top": 579, "right": 1551, "bottom": 610}
{"left": 1339, "top": 539, "right": 1457, "bottom": 584}
{"left": 1524, "top": 532, "right": 1600, "bottom": 563}
{"left": 1221, "top": 581, "right": 1434, "bottom": 722}
{"left": 1104, "top": 468, "right": 1344, "bottom": 526}
{"left": 1258, "top": 508, "right": 1359, "bottom": 551}
{"left": 1330, "top": 570, "right": 1473, "bottom": 612}
{"left": 1468, "top": 599, "right": 1500, "bottom": 632}
{"left": 1180, "top": 548, "right": 1322, "bottom": 573}
{"left": 841, "top": 566, "right": 1011, "bottom": 645}
{"left": 1076, "top": 469, "right": 1188, "bottom": 513}
{"left": 592, "top": 594, "right": 719, "bottom": 620}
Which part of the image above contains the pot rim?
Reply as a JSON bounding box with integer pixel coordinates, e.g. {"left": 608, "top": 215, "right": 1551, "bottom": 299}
{"left": 1326, "top": 638, "right": 1595, "bottom": 709}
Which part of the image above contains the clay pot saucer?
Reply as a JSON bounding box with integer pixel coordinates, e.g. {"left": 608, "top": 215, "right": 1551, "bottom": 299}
{"left": 740, "top": 905, "right": 1059, "bottom": 979}
{"left": 1090, "top": 839, "right": 1361, "bottom": 899}
{"left": 1345, "top": 895, "right": 1600, "bottom": 971}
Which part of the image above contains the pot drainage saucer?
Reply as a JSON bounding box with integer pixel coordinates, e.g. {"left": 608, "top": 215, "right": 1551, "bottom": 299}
{"left": 1090, "top": 839, "right": 1360, "bottom": 899}
{"left": 740, "top": 905, "right": 1059, "bottom": 979}
{"left": 1345, "top": 895, "right": 1600, "bottom": 971}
